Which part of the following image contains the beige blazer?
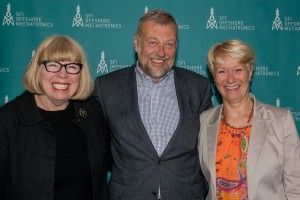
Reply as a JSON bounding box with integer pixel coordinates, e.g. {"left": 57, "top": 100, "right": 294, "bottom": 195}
{"left": 198, "top": 96, "right": 300, "bottom": 200}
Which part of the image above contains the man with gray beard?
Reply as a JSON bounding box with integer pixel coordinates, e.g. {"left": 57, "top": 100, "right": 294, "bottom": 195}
{"left": 93, "top": 9, "right": 212, "bottom": 200}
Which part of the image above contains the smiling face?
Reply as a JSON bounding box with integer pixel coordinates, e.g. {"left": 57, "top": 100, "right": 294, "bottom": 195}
{"left": 36, "top": 61, "right": 80, "bottom": 110}
{"left": 134, "top": 20, "right": 177, "bottom": 83}
{"left": 213, "top": 57, "right": 253, "bottom": 104}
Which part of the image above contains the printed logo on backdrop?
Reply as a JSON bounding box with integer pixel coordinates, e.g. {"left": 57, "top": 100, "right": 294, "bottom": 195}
{"left": 72, "top": 5, "right": 121, "bottom": 29}
{"left": 176, "top": 60, "right": 207, "bottom": 77}
{"left": 4, "top": 95, "right": 9, "bottom": 104}
{"left": 25, "top": 49, "right": 35, "bottom": 66}
{"left": 276, "top": 98, "right": 300, "bottom": 122}
{"left": 206, "top": 7, "right": 255, "bottom": 31}
{"left": 96, "top": 51, "right": 130, "bottom": 75}
{"left": 144, "top": 6, "right": 149, "bottom": 14}
{"left": 3, "top": 3, "right": 13, "bottom": 25}
{"left": 254, "top": 66, "right": 279, "bottom": 77}
{"left": 272, "top": 9, "right": 283, "bottom": 30}
{"left": 144, "top": 6, "right": 190, "bottom": 30}
{"left": 207, "top": 7, "right": 217, "bottom": 29}
{"left": 2, "top": 3, "right": 53, "bottom": 27}
{"left": 297, "top": 66, "right": 300, "bottom": 76}
{"left": 72, "top": 5, "right": 84, "bottom": 27}
{"left": 31, "top": 50, "right": 35, "bottom": 63}
{"left": 272, "top": 8, "right": 300, "bottom": 31}
{"left": 0, "top": 67, "right": 9, "bottom": 73}
{"left": 97, "top": 51, "right": 108, "bottom": 74}
{"left": 276, "top": 98, "right": 281, "bottom": 107}
{"left": 5, "top": 96, "right": 9, "bottom": 104}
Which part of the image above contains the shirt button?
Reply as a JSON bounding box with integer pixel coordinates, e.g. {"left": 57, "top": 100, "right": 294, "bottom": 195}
{"left": 44, "top": 182, "right": 53, "bottom": 192}
{"left": 151, "top": 118, "right": 157, "bottom": 124}
{"left": 46, "top": 149, "right": 55, "bottom": 158}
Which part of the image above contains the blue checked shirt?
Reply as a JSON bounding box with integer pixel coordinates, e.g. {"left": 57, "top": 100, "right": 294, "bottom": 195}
{"left": 136, "top": 65, "right": 180, "bottom": 156}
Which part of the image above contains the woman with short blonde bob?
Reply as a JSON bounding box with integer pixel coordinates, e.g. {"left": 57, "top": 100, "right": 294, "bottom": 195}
{"left": 198, "top": 39, "right": 300, "bottom": 200}
{"left": 0, "top": 35, "right": 110, "bottom": 200}
{"left": 24, "top": 35, "right": 93, "bottom": 101}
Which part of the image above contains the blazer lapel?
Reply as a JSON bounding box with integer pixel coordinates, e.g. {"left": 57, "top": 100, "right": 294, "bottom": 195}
{"left": 207, "top": 106, "right": 222, "bottom": 195}
{"left": 121, "top": 66, "right": 158, "bottom": 154}
{"left": 160, "top": 68, "right": 190, "bottom": 156}
{"left": 247, "top": 98, "right": 270, "bottom": 187}
{"left": 173, "top": 69, "right": 190, "bottom": 130}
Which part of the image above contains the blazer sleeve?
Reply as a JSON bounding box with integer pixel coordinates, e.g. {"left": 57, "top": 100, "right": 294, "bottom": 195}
{"left": 199, "top": 79, "right": 213, "bottom": 113}
{"left": 282, "top": 110, "right": 300, "bottom": 199}
{"left": 0, "top": 110, "right": 9, "bottom": 199}
{"left": 92, "top": 78, "right": 112, "bottom": 172}
{"left": 93, "top": 77, "right": 104, "bottom": 107}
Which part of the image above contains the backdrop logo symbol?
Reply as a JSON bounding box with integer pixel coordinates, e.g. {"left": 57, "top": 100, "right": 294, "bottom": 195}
{"left": 276, "top": 98, "right": 280, "bottom": 107}
{"left": 3, "top": 3, "right": 14, "bottom": 26}
{"left": 206, "top": 7, "right": 218, "bottom": 29}
{"left": 5, "top": 95, "right": 9, "bottom": 104}
{"left": 97, "top": 51, "right": 108, "bottom": 74}
{"left": 297, "top": 66, "right": 300, "bottom": 76}
{"left": 144, "top": 6, "right": 149, "bottom": 13}
{"left": 28, "top": 50, "right": 35, "bottom": 65}
{"left": 272, "top": 8, "right": 283, "bottom": 30}
{"left": 72, "top": 5, "right": 84, "bottom": 27}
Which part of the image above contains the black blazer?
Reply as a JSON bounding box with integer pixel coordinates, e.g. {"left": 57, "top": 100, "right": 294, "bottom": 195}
{"left": 0, "top": 91, "right": 110, "bottom": 200}
{"left": 94, "top": 65, "right": 213, "bottom": 200}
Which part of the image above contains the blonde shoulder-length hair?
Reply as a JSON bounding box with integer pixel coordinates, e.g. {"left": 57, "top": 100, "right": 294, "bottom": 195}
{"left": 23, "top": 35, "right": 93, "bottom": 100}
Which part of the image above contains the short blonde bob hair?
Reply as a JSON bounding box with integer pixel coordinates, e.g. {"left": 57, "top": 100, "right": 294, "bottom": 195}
{"left": 23, "top": 35, "right": 93, "bottom": 100}
{"left": 207, "top": 39, "right": 255, "bottom": 74}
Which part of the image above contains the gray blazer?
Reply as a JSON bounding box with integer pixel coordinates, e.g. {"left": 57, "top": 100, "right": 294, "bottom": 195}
{"left": 198, "top": 95, "right": 300, "bottom": 200}
{"left": 94, "top": 65, "right": 213, "bottom": 200}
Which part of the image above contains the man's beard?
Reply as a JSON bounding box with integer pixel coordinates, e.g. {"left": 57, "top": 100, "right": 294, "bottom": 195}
{"left": 137, "top": 48, "right": 172, "bottom": 80}
{"left": 138, "top": 58, "right": 171, "bottom": 80}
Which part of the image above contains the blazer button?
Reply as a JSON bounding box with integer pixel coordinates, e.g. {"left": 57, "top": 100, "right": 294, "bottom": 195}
{"left": 44, "top": 182, "right": 53, "bottom": 192}
{"left": 151, "top": 191, "right": 157, "bottom": 196}
{"left": 157, "top": 159, "right": 162, "bottom": 164}
{"left": 46, "top": 149, "right": 55, "bottom": 158}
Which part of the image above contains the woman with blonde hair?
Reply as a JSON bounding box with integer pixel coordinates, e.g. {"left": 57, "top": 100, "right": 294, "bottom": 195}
{"left": 198, "top": 39, "right": 300, "bottom": 200}
{"left": 0, "top": 35, "right": 110, "bottom": 200}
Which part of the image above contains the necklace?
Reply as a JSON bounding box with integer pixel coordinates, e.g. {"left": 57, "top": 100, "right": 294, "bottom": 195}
{"left": 222, "top": 98, "right": 254, "bottom": 129}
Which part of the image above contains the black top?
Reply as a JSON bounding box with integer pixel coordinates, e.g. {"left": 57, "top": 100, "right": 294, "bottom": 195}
{"left": 39, "top": 103, "right": 93, "bottom": 200}
{"left": 0, "top": 91, "right": 110, "bottom": 200}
